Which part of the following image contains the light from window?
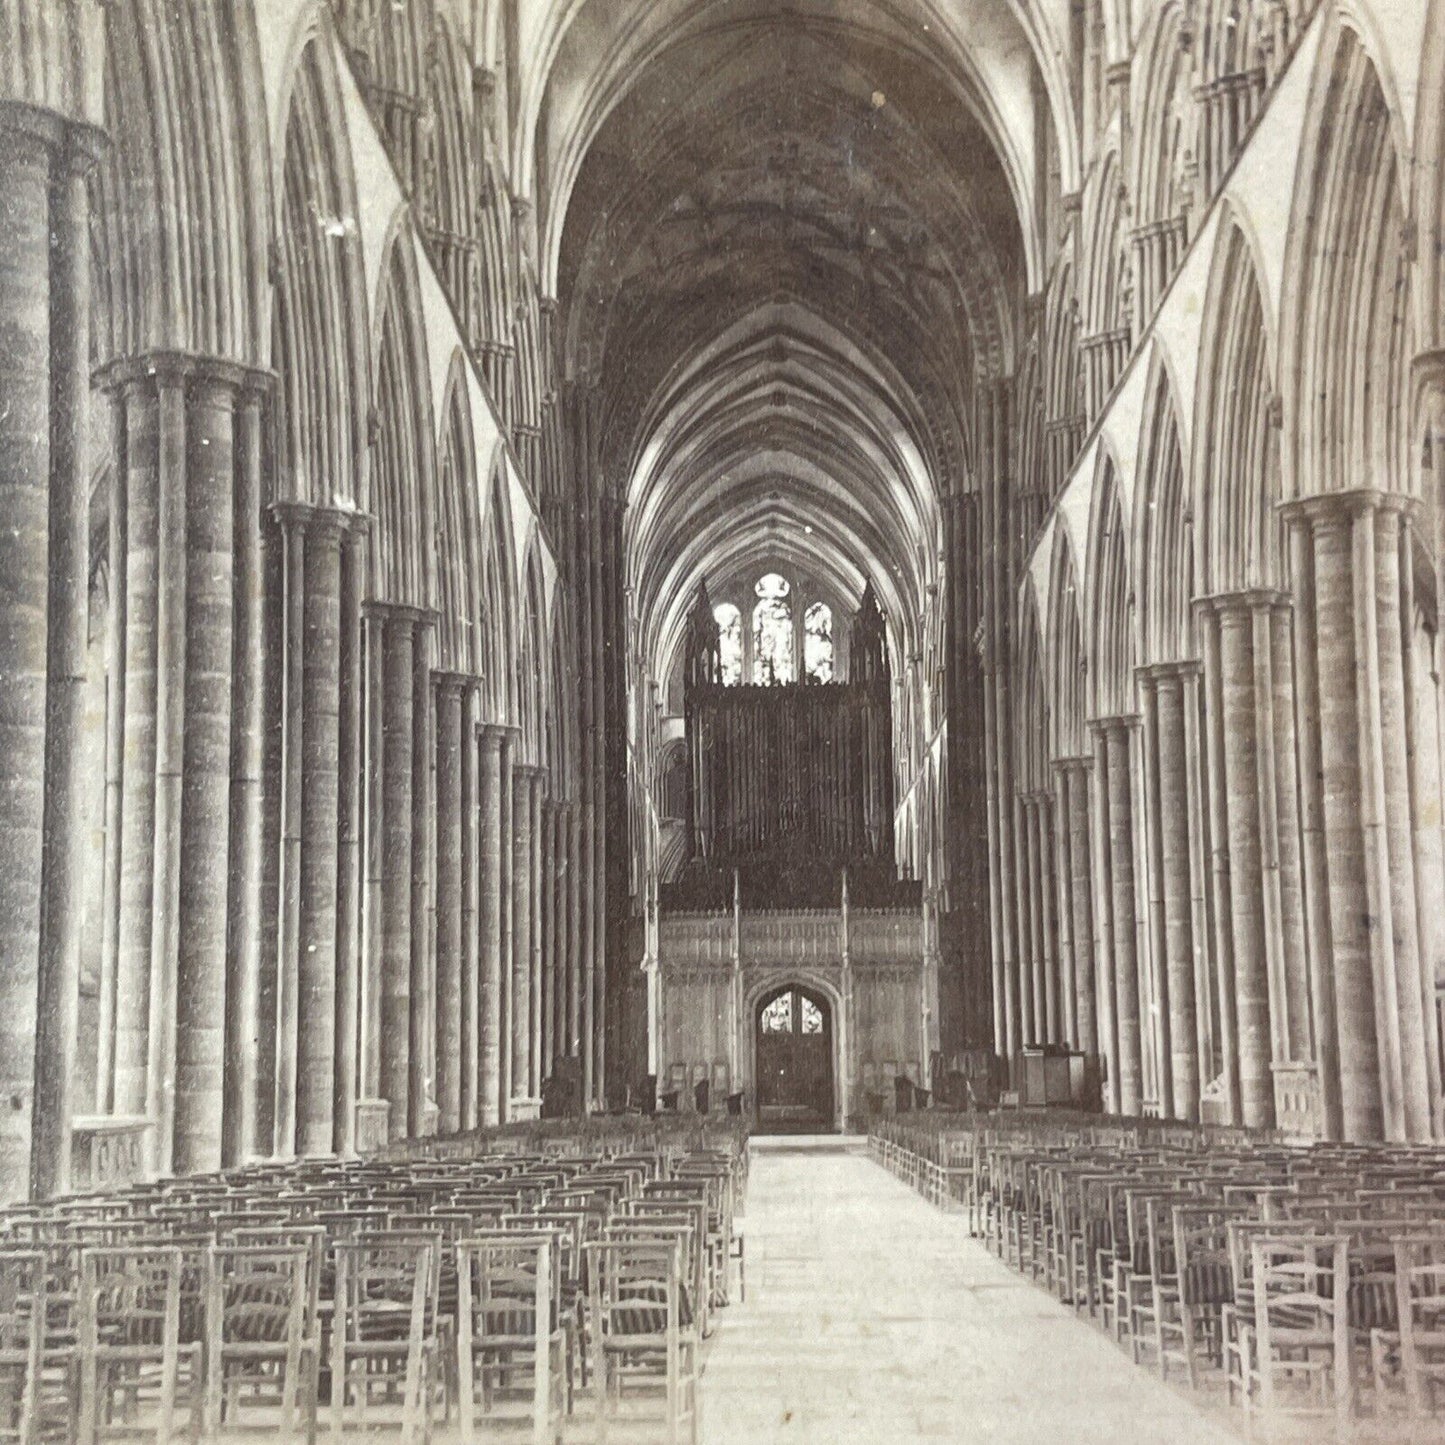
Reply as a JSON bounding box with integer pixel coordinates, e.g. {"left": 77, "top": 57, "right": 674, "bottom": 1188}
{"left": 804, "top": 601, "right": 834, "bottom": 682}
{"left": 800, "top": 997, "right": 824, "bottom": 1034}
{"left": 714, "top": 603, "right": 742, "bottom": 686}
{"left": 760, "top": 993, "right": 793, "bottom": 1032}
{"left": 752, "top": 573, "right": 795, "bottom": 684}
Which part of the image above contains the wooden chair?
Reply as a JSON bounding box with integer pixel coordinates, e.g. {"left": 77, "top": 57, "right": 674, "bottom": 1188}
{"left": 202, "top": 1243, "right": 318, "bottom": 1440}
{"left": 75, "top": 1246, "right": 201, "bottom": 1445}
{"left": 1165, "top": 1203, "right": 1247, "bottom": 1388}
{"left": 0, "top": 1250, "right": 45, "bottom": 1445}
{"left": 455, "top": 1237, "right": 565, "bottom": 1445}
{"left": 1394, "top": 1233, "right": 1445, "bottom": 1417}
{"left": 1230, "top": 1234, "right": 1352, "bottom": 1434}
{"left": 330, "top": 1238, "right": 438, "bottom": 1445}
{"left": 585, "top": 1239, "right": 698, "bottom": 1445}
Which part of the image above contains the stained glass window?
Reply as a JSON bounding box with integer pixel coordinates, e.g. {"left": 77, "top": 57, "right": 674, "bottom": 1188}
{"left": 760, "top": 993, "right": 793, "bottom": 1032}
{"left": 800, "top": 997, "right": 824, "bottom": 1034}
{"left": 804, "top": 602, "right": 834, "bottom": 682}
{"left": 752, "top": 573, "right": 795, "bottom": 685}
{"left": 714, "top": 603, "right": 742, "bottom": 686}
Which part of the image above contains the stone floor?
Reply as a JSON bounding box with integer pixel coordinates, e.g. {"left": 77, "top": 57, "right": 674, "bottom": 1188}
{"left": 699, "top": 1136, "right": 1239, "bottom": 1444}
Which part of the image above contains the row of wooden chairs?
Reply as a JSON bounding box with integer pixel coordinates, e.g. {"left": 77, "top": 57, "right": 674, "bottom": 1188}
{"left": 873, "top": 1111, "right": 1445, "bottom": 1433}
{"left": 0, "top": 1124, "right": 748, "bottom": 1443}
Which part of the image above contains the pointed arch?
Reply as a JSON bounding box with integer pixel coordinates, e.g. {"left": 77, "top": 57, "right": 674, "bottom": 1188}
{"left": 1135, "top": 353, "right": 1194, "bottom": 663}
{"left": 421, "top": 13, "right": 485, "bottom": 350}
{"left": 436, "top": 353, "right": 482, "bottom": 672}
{"left": 1015, "top": 592, "right": 1050, "bottom": 792}
{"left": 370, "top": 233, "right": 437, "bottom": 607}
{"left": 1195, "top": 220, "right": 1281, "bottom": 592}
{"left": 480, "top": 457, "right": 519, "bottom": 723}
{"left": 1282, "top": 22, "right": 1414, "bottom": 506}
{"left": 1085, "top": 455, "right": 1135, "bottom": 719}
{"left": 1130, "top": 1, "right": 1192, "bottom": 229}
{"left": 1081, "top": 145, "right": 1128, "bottom": 337}
{"left": 93, "top": 0, "right": 269, "bottom": 364}
{"left": 1046, "top": 524, "right": 1087, "bottom": 759}
{"left": 272, "top": 29, "right": 370, "bottom": 509}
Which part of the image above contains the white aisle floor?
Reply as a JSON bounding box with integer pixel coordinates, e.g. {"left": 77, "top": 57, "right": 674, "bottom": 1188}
{"left": 699, "top": 1138, "right": 1238, "bottom": 1445}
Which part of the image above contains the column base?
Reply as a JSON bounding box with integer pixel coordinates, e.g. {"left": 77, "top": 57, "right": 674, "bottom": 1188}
{"left": 509, "top": 1096, "right": 542, "bottom": 1122}
{"left": 354, "top": 1098, "right": 391, "bottom": 1153}
{"left": 1271, "top": 1060, "right": 1321, "bottom": 1140}
{"left": 69, "top": 1116, "right": 151, "bottom": 1194}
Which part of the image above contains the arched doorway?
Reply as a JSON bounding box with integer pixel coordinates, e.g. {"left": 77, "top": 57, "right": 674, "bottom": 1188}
{"left": 754, "top": 983, "right": 835, "bottom": 1133}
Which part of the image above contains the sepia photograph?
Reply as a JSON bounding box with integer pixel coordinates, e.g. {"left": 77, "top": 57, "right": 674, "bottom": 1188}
{"left": 0, "top": 0, "right": 1444, "bottom": 1438}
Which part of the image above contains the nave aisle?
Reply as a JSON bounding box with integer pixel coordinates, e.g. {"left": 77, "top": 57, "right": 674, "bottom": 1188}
{"left": 700, "top": 1139, "right": 1234, "bottom": 1443}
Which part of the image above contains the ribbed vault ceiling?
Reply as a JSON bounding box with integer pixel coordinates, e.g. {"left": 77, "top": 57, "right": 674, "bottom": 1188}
{"left": 545, "top": 1, "right": 1031, "bottom": 683}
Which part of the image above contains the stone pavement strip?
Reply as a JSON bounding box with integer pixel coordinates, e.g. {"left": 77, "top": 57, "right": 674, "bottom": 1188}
{"left": 699, "top": 1139, "right": 1238, "bottom": 1444}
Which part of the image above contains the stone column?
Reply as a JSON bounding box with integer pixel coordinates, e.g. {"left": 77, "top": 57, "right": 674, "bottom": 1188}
{"left": 333, "top": 521, "right": 368, "bottom": 1155}
{"left": 433, "top": 674, "right": 465, "bottom": 1134}
{"left": 408, "top": 617, "right": 435, "bottom": 1137}
{"left": 1060, "top": 758, "right": 1097, "bottom": 1054}
{"left": 568, "top": 800, "right": 583, "bottom": 1058}
{"left": 539, "top": 797, "right": 556, "bottom": 1078}
{"left": 1286, "top": 496, "right": 1384, "bottom": 1138}
{"left": 1102, "top": 718, "right": 1143, "bottom": 1114}
{"left": 171, "top": 366, "right": 243, "bottom": 1175}
{"left": 579, "top": 798, "right": 595, "bottom": 1098}
{"left": 279, "top": 504, "right": 343, "bottom": 1160}
{"left": 498, "top": 730, "right": 515, "bottom": 1119}
{"left": 27, "top": 118, "right": 102, "bottom": 1199}
{"left": 360, "top": 608, "right": 387, "bottom": 1112}
{"left": 1050, "top": 764, "right": 1077, "bottom": 1047}
{"left": 459, "top": 681, "right": 481, "bottom": 1130}
{"left": 274, "top": 508, "right": 305, "bottom": 1157}
{"left": 1088, "top": 728, "right": 1119, "bottom": 1109}
{"left": 1137, "top": 671, "right": 1172, "bottom": 1116}
{"left": 1198, "top": 606, "right": 1241, "bottom": 1123}
{"left": 1036, "top": 795, "right": 1060, "bottom": 1044}
{"left": 1269, "top": 602, "right": 1312, "bottom": 1068}
{"left": 1373, "top": 505, "right": 1432, "bottom": 1140}
{"left": 478, "top": 725, "right": 506, "bottom": 1125}
{"left": 512, "top": 764, "right": 535, "bottom": 1104}
{"left": 1211, "top": 594, "right": 1276, "bottom": 1127}
{"left": 378, "top": 608, "right": 415, "bottom": 1141}
{"left": 111, "top": 375, "right": 161, "bottom": 1129}
{"left": 1286, "top": 513, "right": 1341, "bottom": 1139}
{"left": 1144, "top": 662, "right": 1201, "bottom": 1121}
{"left": 530, "top": 772, "right": 547, "bottom": 1094}
{"left": 1012, "top": 792, "right": 1033, "bottom": 1050}
{"left": 97, "top": 391, "right": 127, "bottom": 1118}
{"left": 222, "top": 382, "right": 270, "bottom": 1166}
{"left": 145, "top": 364, "right": 189, "bottom": 1175}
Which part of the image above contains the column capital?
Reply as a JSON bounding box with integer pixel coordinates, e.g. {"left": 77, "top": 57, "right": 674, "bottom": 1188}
{"left": 360, "top": 600, "right": 438, "bottom": 631}
{"left": 477, "top": 722, "right": 515, "bottom": 753}
{"left": 0, "top": 101, "right": 104, "bottom": 168}
{"left": 1192, "top": 587, "right": 1291, "bottom": 617}
{"left": 1087, "top": 712, "right": 1141, "bottom": 736}
{"left": 1022, "top": 788, "right": 1054, "bottom": 808}
{"left": 1277, "top": 488, "right": 1421, "bottom": 528}
{"left": 93, "top": 350, "right": 275, "bottom": 398}
{"left": 1051, "top": 754, "right": 1093, "bottom": 775}
{"left": 1135, "top": 658, "right": 1202, "bottom": 683}
{"left": 432, "top": 669, "right": 480, "bottom": 697}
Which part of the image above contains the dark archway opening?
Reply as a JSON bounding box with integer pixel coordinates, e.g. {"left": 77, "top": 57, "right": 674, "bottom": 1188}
{"left": 754, "top": 984, "right": 835, "bottom": 1133}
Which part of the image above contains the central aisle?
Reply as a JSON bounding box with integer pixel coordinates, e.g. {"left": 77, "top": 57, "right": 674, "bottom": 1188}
{"left": 701, "top": 1140, "right": 1237, "bottom": 1444}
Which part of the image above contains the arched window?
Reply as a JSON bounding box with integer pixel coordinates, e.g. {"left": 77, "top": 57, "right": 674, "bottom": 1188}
{"left": 752, "top": 573, "right": 795, "bottom": 684}
{"left": 804, "top": 601, "right": 834, "bottom": 682}
{"left": 714, "top": 603, "right": 742, "bottom": 686}
{"left": 760, "top": 993, "right": 793, "bottom": 1032}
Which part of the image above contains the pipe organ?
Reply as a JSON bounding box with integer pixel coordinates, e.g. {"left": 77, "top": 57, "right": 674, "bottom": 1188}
{"left": 682, "top": 582, "right": 895, "bottom": 874}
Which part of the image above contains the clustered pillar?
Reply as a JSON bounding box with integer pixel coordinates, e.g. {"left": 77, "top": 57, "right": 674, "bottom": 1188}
{"left": 1282, "top": 491, "right": 1441, "bottom": 1142}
